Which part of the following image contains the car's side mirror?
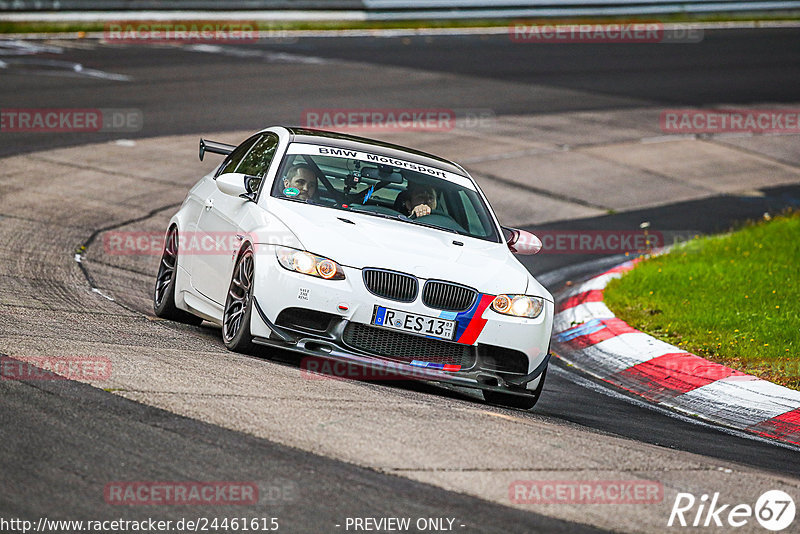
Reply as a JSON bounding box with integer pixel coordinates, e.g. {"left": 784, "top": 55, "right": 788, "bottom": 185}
{"left": 216, "top": 173, "right": 257, "bottom": 201}
{"left": 502, "top": 226, "right": 542, "bottom": 255}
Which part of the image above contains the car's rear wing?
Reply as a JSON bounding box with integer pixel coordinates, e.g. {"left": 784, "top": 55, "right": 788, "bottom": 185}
{"left": 199, "top": 138, "right": 235, "bottom": 161}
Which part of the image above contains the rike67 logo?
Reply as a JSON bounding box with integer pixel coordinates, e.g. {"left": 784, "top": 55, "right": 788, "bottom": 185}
{"left": 668, "top": 490, "right": 795, "bottom": 531}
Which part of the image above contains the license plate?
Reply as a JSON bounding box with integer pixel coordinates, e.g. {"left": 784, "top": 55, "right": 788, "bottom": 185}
{"left": 372, "top": 306, "right": 456, "bottom": 341}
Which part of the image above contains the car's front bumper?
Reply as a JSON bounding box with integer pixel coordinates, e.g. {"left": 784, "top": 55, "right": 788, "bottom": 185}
{"left": 249, "top": 251, "right": 553, "bottom": 394}
{"left": 252, "top": 296, "right": 549, "bottom": 396}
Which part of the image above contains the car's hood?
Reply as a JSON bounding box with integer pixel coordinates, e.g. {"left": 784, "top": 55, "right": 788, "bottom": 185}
{"left": 266, "top": 200, "right": 538, "bottom": 296}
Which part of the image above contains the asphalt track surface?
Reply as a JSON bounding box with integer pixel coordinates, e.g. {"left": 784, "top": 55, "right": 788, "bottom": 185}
{"left": 0, "top": 361, "right": 596, "bottom": 533}
{"left": 3, "top": 27, "right": 800, "bottom": 157}
{"left": 2, "top": 28, "right": 800, "bottom": 532}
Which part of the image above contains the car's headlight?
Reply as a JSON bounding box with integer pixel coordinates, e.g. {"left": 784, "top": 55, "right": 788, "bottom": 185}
{"left": 275, "top": 247, "right": 345, "bottom": 280}
{"left": 491, "top": 295, "right": 544, "bottom": 318}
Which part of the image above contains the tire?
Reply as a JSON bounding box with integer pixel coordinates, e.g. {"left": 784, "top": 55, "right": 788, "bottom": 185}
{"left": 483, "top": 368, "right": 547, "bottom": 410}
{"left": 153, "top": 226, "right": 204, "bottom": 326}
{"left": 222, "top": 245, "right": 256, "bottom": 353}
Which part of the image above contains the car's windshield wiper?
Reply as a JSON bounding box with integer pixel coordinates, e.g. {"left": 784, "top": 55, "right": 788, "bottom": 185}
{"left": 278, "top": 196, "right": 313, "bottom": 205}
{"left": 345, "top": 206, "right": 410, "bottom": 222}
{"left": 345, "top": 206, "right": 470, "bottom": 237}
{"left": 278, "top": 196, "right": 342, "bottom": 208}
{"left": 406, "top": 219, "right": 468, "bottom": 237}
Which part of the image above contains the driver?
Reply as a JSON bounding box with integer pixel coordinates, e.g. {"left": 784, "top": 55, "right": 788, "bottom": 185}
{"left": 403, "top": 182, "right": 437, "bottom": 218}
{"left": 283, "top": 163, "right": 318, "bottom": 201}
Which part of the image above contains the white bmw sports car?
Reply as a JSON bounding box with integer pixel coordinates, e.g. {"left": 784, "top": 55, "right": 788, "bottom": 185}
{"left": 154, "top": 127, "right": 554, "bottom": 409}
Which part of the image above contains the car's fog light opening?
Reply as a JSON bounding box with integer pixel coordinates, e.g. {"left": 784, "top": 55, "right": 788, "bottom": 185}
{"left": 477, "top": 375, "right": 501, "bottom": 387}
{"left": 302, "top": 341, "right": 333, "bottom": 354}
{"left": 275, "top": 307, "right": 337, "bottom": 332}
{"left": 477, "top": 344, "right": 529, "bottom": 374}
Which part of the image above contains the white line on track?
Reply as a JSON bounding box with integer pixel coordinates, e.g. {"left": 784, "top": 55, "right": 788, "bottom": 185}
{"left": 184, "top": 44, "right": 327, "bottom": 64}
{"left": 0, "top": 40, "right": 130, "bottom": 80}
{"left": 0, "top": 57, "right": 131, "bottom": 81}
{"left": 0, "top": 39, "right": 62, "bottom": 55}
{"left": 91, "top": 288, "right": 115, "bottom": 301}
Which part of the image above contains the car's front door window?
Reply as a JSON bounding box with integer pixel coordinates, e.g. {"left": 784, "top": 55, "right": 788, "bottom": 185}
{"left": 216, "top": 134, "right": 261, "bottom": 177}
{"left": 234, "top": 133, "right": 279, "bottom": 195}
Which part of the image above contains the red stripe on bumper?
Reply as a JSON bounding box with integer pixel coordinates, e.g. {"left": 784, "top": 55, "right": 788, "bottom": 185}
{"left": 457, "top": 294, "right": 494, "bottom": 345}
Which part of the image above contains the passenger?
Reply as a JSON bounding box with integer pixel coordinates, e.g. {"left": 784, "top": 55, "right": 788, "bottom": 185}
{"left": 283, "top": 163, "right": 318, "bottom": 201}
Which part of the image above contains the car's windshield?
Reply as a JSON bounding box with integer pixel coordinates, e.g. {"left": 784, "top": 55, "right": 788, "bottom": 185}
{"left": 270, "top": 143, "right": 501, "bottom": 242}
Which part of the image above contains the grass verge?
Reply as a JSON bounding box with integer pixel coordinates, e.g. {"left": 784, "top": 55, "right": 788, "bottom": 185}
{"left": 604, "top": 210, "right": 800, "bottom": 390}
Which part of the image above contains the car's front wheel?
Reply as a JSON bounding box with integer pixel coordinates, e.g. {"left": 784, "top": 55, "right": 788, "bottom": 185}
{"left": 153, "top": 226, "right": 204, "bottom": 325}
{"left": 483, "top": 368, "right": 547, "bottom": 410}
{"left": 222, "top": 245, "right": 256, "bottom": 353}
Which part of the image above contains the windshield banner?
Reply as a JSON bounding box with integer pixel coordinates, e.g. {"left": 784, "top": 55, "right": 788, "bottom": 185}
{"left": 286, "top": 143, "right": 475, "bottom": 190}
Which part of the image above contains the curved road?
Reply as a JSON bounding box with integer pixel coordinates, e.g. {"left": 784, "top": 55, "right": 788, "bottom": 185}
{"left": 1, "top": 28, "right": 799, "bottom": 533}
